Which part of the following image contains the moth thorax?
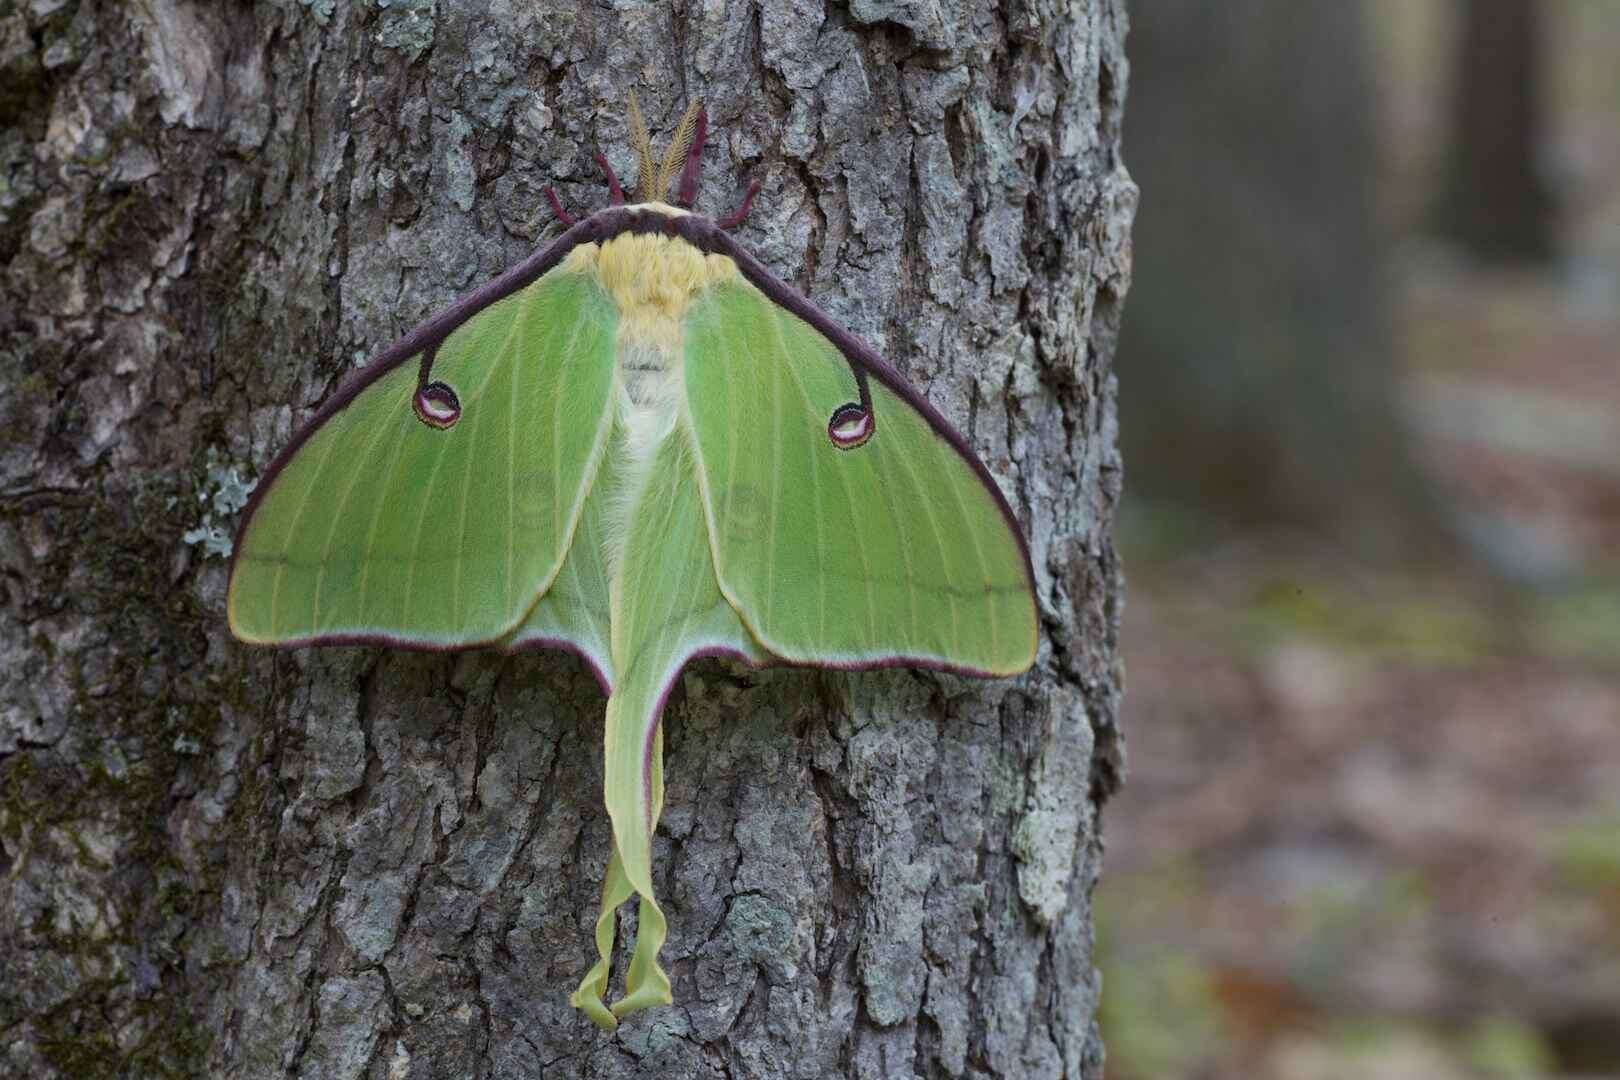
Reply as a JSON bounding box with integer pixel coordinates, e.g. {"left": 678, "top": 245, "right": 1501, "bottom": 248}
{"left": 594, "top": 231, "right": 738, "bottom": 322}
{"left": 618, "top": 338, "right": 677, "bottom": 411}
{"left": 599, "top": 234, "right": 696, "bottom": 313}
{"left": 620, "top": 370, "right": 679, "bottom": 464}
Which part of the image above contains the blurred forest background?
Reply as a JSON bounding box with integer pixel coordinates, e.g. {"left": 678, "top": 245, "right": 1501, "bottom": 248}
{"left": 1102, "top": 1, "right": 1620, "bottom": 1078}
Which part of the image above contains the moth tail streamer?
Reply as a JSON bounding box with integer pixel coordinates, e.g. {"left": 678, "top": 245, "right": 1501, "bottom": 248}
{"left": 570, "top": 699, "right": 672, "bottom": 1029}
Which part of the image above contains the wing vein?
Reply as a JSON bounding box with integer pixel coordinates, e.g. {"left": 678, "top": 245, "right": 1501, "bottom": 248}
{"left": 353, "top": 381, "right": 417, "bottom": 620}
{"left": 937, "top": 431, "right": 1001, "bottom": 663}
{"left": 269, "top": 413, "right": 346, "bottom": 636}
{"left": 764, "top": 302, "right": 876, "bottom": 654}
{"left": 335, "top": 382, "right": 415, "bottom": 628}
{"left": 883, "top": 406, "right": 961, "bottom": 657}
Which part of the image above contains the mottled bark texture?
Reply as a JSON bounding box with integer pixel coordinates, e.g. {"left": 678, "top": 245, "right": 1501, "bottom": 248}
{"left": 0, "top": 1, "right": 1131, "bottom": 1077}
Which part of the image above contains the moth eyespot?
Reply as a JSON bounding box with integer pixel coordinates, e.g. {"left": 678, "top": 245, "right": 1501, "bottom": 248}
{"left": 414, "top": 382, "right": 461, "bottom": 429}
{"left": 827, "top": 403, "right": 873, "bottom": 450}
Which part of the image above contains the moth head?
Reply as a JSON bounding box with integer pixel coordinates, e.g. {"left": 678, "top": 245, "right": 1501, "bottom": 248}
{"left": 545, "top": 96, "right": 760, "bottom": 230}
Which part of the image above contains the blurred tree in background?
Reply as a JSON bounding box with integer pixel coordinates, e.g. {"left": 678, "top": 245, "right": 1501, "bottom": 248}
{"left": 1105, "top": 2, "right": 1620, "bottom": 1074}
{"left": 1120, "top": 0, "right": 1446, "bottom": 557}
{"left": 1436, "top": 0, "right": 1558, "bottom": 262}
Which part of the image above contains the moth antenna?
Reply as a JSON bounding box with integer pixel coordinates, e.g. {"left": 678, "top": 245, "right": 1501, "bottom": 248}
{"left": 593, "top": 152, "right": 626, "bottom": 205}
{"left": 659, "top": 100, "right": 705, "bottom": 205}
{"left": 544, "top": 187, "right": 577, "bottom": 227}
{"left": 625, "top": 91, "right": 657, "bottom": 203}
{"left": 716, "top": 177, "right": 761, "bottom": 229}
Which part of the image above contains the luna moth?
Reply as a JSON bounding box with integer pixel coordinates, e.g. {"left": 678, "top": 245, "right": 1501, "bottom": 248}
{"left": 227, "top": 97, "right": 1037, "bottom": 1029}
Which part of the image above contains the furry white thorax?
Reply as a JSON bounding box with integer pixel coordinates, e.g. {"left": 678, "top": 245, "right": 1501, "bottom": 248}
{"left": 616, "top": 338, "right": 682, "bottom": 458}
{"left": 559, "top": 221, "right": 740, "bottom": 580}
{"left": 605, "top": 330, "right": 685, "bottom": 586}
{"left": 560, "top": 218, "right": 737, "bottom": 457}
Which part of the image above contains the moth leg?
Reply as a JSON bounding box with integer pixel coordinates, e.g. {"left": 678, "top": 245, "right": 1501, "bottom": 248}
{"left": 716, "top": 178, "right": 762, "bottom": 229}
{"left": 543, "top": 187, "right": 576, "bottom": 227}
{"left": 594, "top": 151, "right": 627, "bottom": 205}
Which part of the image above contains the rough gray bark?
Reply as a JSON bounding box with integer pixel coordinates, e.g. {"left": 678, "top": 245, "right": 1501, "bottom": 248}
{"left": 0, "top": 2, "right": 1132, "bottom": 1077}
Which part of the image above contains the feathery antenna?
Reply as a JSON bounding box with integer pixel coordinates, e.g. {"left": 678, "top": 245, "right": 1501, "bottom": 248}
{"left": 625, "top": 92, "right": 657, "bottom": 202}
{"left": 656, "top": 99, "right": 704, "bottom": 203}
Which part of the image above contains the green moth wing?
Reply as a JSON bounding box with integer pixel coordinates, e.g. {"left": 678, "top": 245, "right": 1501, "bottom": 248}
{"left": 681, "top": 276, "right": 1038, "bottom": 677}
{"left": 227, "top": 263, "right": 619, "bottom": 654}
{"left": 499, "top": 422, "right": 621, "bottom": 688}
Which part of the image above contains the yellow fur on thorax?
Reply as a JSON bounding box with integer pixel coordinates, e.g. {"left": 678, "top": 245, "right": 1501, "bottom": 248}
{"left": 562, "top": 203, "right": 738, "bottom": 347}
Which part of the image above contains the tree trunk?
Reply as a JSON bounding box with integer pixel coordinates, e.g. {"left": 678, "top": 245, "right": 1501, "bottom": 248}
{"left": 1435, "top": 0, "right": 1556, "bottom": 262}
{"left": 1118, "top": 0, "right": 1450, "bottom": 556}
{"left": 0, "top": 2, "right": 1131, "bottom": 1077}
